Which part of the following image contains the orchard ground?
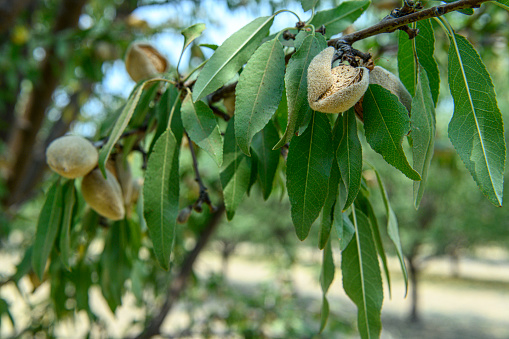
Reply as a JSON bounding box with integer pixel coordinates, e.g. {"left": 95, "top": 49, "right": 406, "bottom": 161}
{"left": 1, "top": 244, "right": 508, "bottom": 338}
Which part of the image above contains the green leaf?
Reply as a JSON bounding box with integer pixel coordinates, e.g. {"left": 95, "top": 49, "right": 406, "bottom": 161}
{"left": 32, "top": 180, "right": 63, "bottom": 279}
{"left": 412, "top": 66, "right": 436, "bottom": 208}
{"left": 247, "top": 152, "right": 258, "bottom": 196}
{"left": 182, "top": 23, "right": 206, "bottom": 52}
{"left": 397, "top": 29, "right": 417, "bottom": 96}
{"left": 337, "top": 211, "right": 355, "bottom": 251}
{"left": 309, "top": 0, "right": 371, "bottom": 39}
{"left": 149, "top": 85, "right": 183, "bottom": 156}
{"left": 235, "top": 38, "right": 285, "bottom": 155}
{"left": 415, "top": 20, "right": 440, "bottom": 105}
{"left": 319, "top": 238, "right": 335, "bottom": 332}
{"left": 375, "top": 170, "right": 408, "bottom": 294}
{"left": 98, "top": 79, "right": 166, "bottom": 177}
{"left": 287, "top": 112, "right": 334, "bottom": 240}
{"left": 0, "top": 298, "right": 14, "bottom": 328}
{"left": 181, "top": 93, "right": 223, "bottom": 167}
{"left": 275, "top": 34, "right": 327, "bottom": 149}
{"left": 193, "top": 16, "right": 274, "bottom": 102}
{"left": 143, "top": 130, "right": 180, "bottom": 270}
{"left": 336, "top": 109, "right": 362, "bottom": 210}
{"left": 319, "top": 162, "right": 340, "bottom": 249}
{"left": 301, "top": 0, "right": 319, "bottom": 11}
{"left": 99, "top": 221, "right": 130, "bottom": 312}
{"left": 447, "top": 33, "right": 505, "bottom": 206}
{"left": 59, "top": 180, "right": 76, "bottom": 270}
{"left": 274, "top": 85, "right": 288, "bottom": 132}
{"left": 341, "top": 208, "right": 383, "bottom": 339}
{"left": 251, "top": 121, "right": 280, "bottom": 200}
{"left": 98, "top": 82, "right": 145, "bottom": 177}
{"left": 398, "top": 19, "right": 439, "bottom": 104}
{"left": 363, "top": 84, "right": 421, "bottom": 181}
{"left": 13, "top": 246, "right": 33, "bottom": 283}
{"left": 355, "top": 187, "right": 392, "bottom": 298}
{"left": 221, "top": 118, "right": 252, "bottom": 220}
{"left": 129, "top": 83, "right": 159, "bottom": 128}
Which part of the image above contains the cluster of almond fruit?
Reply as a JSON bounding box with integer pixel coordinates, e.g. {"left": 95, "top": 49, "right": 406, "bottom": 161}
{"left": 307, "top": 47, "right": 412, "bottom": 114}
{"left": 46, "top": 135, "right": 136, "bottom": 220}
{"left": 44, "top": 42, "right": 168, "bottom": 220}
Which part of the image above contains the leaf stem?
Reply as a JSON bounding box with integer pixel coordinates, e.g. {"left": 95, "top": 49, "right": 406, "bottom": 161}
{"left": 274, "top": 9, "right": 301, "bottom": 22}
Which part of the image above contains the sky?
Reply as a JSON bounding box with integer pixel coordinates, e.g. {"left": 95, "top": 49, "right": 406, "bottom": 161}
{"left": 101, "top": 0, "right": 311, "bottom": 98}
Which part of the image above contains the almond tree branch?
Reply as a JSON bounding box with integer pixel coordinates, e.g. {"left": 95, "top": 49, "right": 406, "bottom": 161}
{"left": 328, "top": 0, "right": 489, "bottom": 46}
{"left": 4, "top": 0, "right": 88, "bottom": 207}
{"left": 132, "top": 203, "right": 225, "bottom": 339}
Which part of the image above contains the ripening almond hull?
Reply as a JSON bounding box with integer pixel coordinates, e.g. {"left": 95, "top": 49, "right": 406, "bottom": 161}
{"left": 307, "top": 47, "right": 369, "bottom": 114}
{"left": 369, "top": 66, "right": 413, "bottom": 112}
{"left": 46, "top": 135, "right": 98, "bottom": 179}
{"left": 125, "top": 42, "right": 168, "bottom": 83}
{"left": 81, "top": 168, "right": 125, "bottom": 220}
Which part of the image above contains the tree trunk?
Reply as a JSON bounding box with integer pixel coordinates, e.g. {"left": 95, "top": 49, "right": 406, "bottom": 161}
{"left": 408, "top": 255, "right": 420, "bottom": 323}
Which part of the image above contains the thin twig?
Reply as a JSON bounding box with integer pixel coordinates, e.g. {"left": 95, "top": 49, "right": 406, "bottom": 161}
{"left": 186, "top": 133, "right": 216, "bottom": 212}
{"left": 132, "top": 203, "right": 225, "bottom": 339}
{"left": 209, "top": 105, "right": 231, "bottom": 121}
{"left": 328, "top": 0, "right": 489, "bottom": 46}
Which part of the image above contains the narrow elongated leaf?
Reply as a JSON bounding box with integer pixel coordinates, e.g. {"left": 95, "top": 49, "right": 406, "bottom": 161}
{"left": 287, "top": 112, "right": 334, "bottom": 240}
{"left": 98, "top": 78, "right": 169, "bottom": 177}
{"left": 309, "top": 0, "right": 371, "bottom": 39}
{"left": 319, "top": 161, "right": 340, "bottom": 249}
{"left": 247, "top": 152, "right": 258, "bottom": 196}
{"left": 415, "top": 20, "right": 440, "bottom": 105}
{"left": 398, "top": 27, "right": 417, "bottom": 96}
{"left": 149, "top": 85, "right": 182, "bottom": 156}
{"left": 235, "top": 38, "right": 285, "bottom": 155}
{"left": 98, "top": 81, "right": 145, "bottom": 177}
{"left": 193, "top": 16, "right": 274, "bottom": 102}
{"left": 398, "top": 20, "right": 439, "bottom": 105}
{"left": 301, "top": 0, "right": 319, "bottom": 11}
{"left": 275, "top": 34, "right": 327, "bottom": 149}
{"left": 336, "top": 109, "right": 362, "bottom": 210}
{"left": 341, "top": 208, "right": 383, "bottom": 339}
{"left": 32, "top": 180, "right": 63, "bottom": 279}
{"left": 129, "top": 83, "right": 159, "bottom": 128}
{"left": 251, "top": 121, "right": 280, "bottom": 200}
{"left": 375, "top": 170, "right": 408, "bottom": 294}
{"left": 99, "top": 221, "right": 129, "bottom": 312}
{"left": 143, "top": 130, "right": 180, "bottom": 270}
{"left": 448, "top": 33, "right": 505, "bottom": 206}
{"left": 59, "top": 180, "right": 76, "bottom": 270}
{"left": 412, "top": 66, "right": 436, "bottom": 208}
{"left": 363, "top": 85, "right": 421, "bottom": 181}
{"left": 182, "top": 23, "right": 206, "bottom": 52}
{"left": 356, "top": 188, "right": 392, "bottom": 298}
{"left": 319, "top": 238, "right": 335, "bottom": 332}
{"left": 181, "top": 93, "right": 223, "bottom": 166}
{"left": 221, "top": 118, "right": 252, "bottom": 220}
{"left": 338, "top": 212, "right": 355, "bottom": 251}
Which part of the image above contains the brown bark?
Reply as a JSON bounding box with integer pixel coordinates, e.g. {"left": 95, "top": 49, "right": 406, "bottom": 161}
{"left": 0, "top": 0, "right": 32, "bottom": 34}
{"left": 133, "top": 204, "right": 225, "bottom": 339}
{"left": 5, "top": 0, "right": 88, "bottom": 207}
{"left": 407, "top": 252, "right": 420, "bottom": 323}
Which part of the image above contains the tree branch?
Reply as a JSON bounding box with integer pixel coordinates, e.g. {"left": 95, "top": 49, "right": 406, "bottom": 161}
{"left": 4, "top": 0, "right": 88, "bottom": 207}
{"left": 132, "top": 203, "right": 225, "bottom": 339}
{"left": 328, "top": 0, "right": 488, "bottom": 46}
{"left": 185, "top": 133, "right": 216, "bottom": 212}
